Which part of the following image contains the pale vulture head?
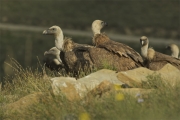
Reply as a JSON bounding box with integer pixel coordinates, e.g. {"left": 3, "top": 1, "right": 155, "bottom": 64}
{"left": 140, "top": 36, "right": 149, "bottom": 47}
{"left": 43, "top": 25, "right": 63, "bottom": 37}
{"left": 92, "top": 20, "right": 107, "bottom": 35}
{"left": 43, "top": 25, "right": 64, "bottom": 51}
{"left": 166, "top": 44, "right": 179, "bottom": 58}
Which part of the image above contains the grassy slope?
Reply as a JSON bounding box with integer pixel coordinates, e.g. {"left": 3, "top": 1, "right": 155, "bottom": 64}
{"left": 0, "top": 64, "right": 180, "bottom": 120}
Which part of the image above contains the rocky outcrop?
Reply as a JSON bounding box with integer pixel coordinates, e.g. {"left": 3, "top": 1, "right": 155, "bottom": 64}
{"left": 51, "top": 77, "right": 80, "bottom": 101}
{"left": 117, "top": 63, "right": 180, "bottom": 87}
{"left": 158, "top": 63, "right": 180, "bottom": 86}
{"left": 50, "top": 64, "right": 179, "bottom": 101}
{"left": 50, "top": 69, "right": 123, "bottom": 100}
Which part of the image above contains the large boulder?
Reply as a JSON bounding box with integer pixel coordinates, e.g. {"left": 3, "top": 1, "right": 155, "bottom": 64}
{"left": 117, "top": 64, "right": 180, "bottom": 87}
{"left": 158, "top": 63, "right": 180, "bottom": 86}
{"left": 77, "top": 69, "right": 123, "bottom": 92}
{"left": 50, "top": 64, "right": 180, "bottom": 101}
{"left": 117, "top": 67, "right": 153, "bottom": 87}
{"left": 50, "top": 69, "right": 124, "bottom": 100}
{"left": 50, "top": 77, "right": 81, "bottom": 101}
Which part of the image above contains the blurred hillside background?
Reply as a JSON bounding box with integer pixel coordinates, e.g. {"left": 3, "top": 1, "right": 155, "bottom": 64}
{"left": 0, "top": 0, "right": 180, "bottom": 84}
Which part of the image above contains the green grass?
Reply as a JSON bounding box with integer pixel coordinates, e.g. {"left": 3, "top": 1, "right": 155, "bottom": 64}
{"left": 0, "top": 61, "right": 180, "bottom": 120}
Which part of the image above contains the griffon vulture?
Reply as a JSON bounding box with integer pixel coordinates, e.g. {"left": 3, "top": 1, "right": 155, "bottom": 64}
{"left": 140, "top": 36, "right": 180, "bottom": 70}
{"left": 91, "top": 20, "right": 144, "bottom": 70}
{"left": 43, "top": 26, "right": 93, "bottom": 77}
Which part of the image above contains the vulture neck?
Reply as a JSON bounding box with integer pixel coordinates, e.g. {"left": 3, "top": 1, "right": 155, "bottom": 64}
{"left": 141, "top": 44, "right": 149, "bottom": 59}
{"left": 171, "top": 51, "right": 179, "bottom": 58}
{"left": 54, "top": 33, "right": 64, "bottom": 51}
{"left": 92, "top": 28, "right": 101, "bottom": 36}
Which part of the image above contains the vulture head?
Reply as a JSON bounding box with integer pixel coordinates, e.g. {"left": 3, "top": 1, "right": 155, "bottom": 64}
{"left": 43, "top": 25, "right": 64, "bottom": 51}
{"left": 92, "top": 20, "right": 108, "bottom": 35}
{"left": 140, "top": 36, "right": 149, "bottom": 47}
{"left": 43, "top": 26, "right": 63, "bottom": 36}
{"left": 166, "top": 44, "right": 179, "bottom": 58}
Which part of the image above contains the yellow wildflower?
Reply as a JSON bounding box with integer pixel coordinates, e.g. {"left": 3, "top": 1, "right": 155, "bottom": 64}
{"left": 79, "top": 112, "right": 91, "bottom": 120}
{"left": 115, "top": 93, "right": 124, "bottom": 101}
{"left": 114, "top": 84, "right": 121, "bottom": 91}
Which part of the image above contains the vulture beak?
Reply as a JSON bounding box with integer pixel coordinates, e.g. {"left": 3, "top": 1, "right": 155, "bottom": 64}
{"left": 140, "top": 40, "right": 144, "bottom": 46}
{"left": 44, "top": 51, "right": 48, "bottom": 55}
{"left": 103, "top": 21, "right": 108, "bottom": 27}
{"left": 42, "top": 30, "right": 48, "bottom": 34}
{"left": 43, "top": 29, "right": 53, "bottom": 35}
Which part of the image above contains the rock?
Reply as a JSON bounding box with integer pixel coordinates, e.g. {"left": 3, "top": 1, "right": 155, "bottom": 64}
{"left": 50, "top": 65, "right": 179, "bottom": 101}
{"left": 117, "top": 67, "right": 153, "bottom": 87}
{"left": 87, "top": 82, "right": 153, "bottom": 101}
{"left": 158, "top": 64, "right": 180, "bottom": 86}
{"left": 51, "top": 77, "right": 81, "bottom": 101}
{"left": 117, "top": 64, "right": 180, "bottom": 87}
{"left": 51, "top": 69, "right": 124, "bottom": 100}
{"left": 87, "top": 80, "right": 113, "bottom": 97}
{"left": 77, "top": 69, "right": 123, "bottom": 91}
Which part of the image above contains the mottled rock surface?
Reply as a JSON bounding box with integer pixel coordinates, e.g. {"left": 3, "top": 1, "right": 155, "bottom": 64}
{"left": 117, "top": 63, "right": 180, "bottom": 87}
{"left": 51, "top": 64, "right": 179, "bottom": 100}
{"left": 51, "top": 69, "right": 123, "bottom": 100}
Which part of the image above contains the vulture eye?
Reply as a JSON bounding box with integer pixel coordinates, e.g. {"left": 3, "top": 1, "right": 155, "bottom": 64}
{"left": 52, "top": 28, "right": 55, "bottom": 30}
{"left": 101, "top": 21, "right": 107, "bottom": 26}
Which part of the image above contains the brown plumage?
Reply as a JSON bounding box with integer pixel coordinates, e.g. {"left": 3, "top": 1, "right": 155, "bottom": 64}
{"left": 62, "top": 38, "right": 94, "bottom": 76}
{"left": 88, "top": 47, "right": 141, "bottom": 71}
{"left": 140, "top": 36, "right": 180, "bottom": 70}
{"left": 91, "top": 20, "right": 144, "bottom": 70}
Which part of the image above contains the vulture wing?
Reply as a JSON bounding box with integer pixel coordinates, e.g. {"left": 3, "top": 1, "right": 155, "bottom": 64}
{"left": 94, "top": 34, "right": 144, "bottom": 66}
{"left": 147, "top": 51, "right": 180, "bottom": 70}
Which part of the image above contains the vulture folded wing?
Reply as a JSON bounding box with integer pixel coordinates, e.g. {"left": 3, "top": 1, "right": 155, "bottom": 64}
{"left": 149, "top": 51, "right": 180, "bottom": 70}
{"left": 154, "top": 51, "right": 180, "bottom": 66}
{"left": 62, "top": 46, "right": 94, "bottom": 77}
{"left": 87, "top": 47, "right": 141, "bottom": 71}
{"left": 97, "top": 39, "right": 144, "bottom": 66}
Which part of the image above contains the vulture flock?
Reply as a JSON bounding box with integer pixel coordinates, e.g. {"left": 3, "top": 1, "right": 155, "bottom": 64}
{"left": 43, "top": 20, "right": 180, "bottom": 78}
